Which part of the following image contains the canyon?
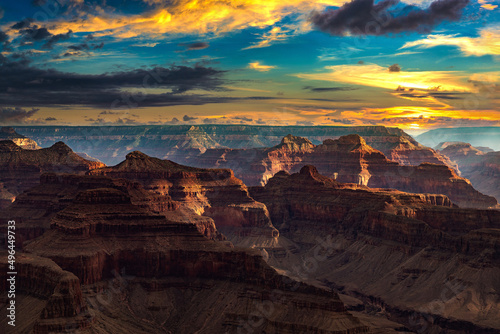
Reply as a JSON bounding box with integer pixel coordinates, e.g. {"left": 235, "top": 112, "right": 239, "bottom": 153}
{"left": 1, "top": 128, "right": 499, "bottom": 333}
{"left": 170, "top": 134, "right": 497, "bottom": 209}
{"left": 437, "top": 142, "right": 500, "bottom": 203}
{"left": 1, "top": 183, "right": 371, "bottom": 333}
{"left": 87, "top": 151, "right": 279, "bottom": 248}
{"left": 0, "top": 139, "right": 104, "bottom": 209}
{"left": 13, "top": 125, "right": 452, "bottom": 167}
{"left": 250, "top": 165, "right": 500, "bottom": 333}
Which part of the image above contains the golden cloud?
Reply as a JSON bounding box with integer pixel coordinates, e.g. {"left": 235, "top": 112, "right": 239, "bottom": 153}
{"left": 248, "top": 61, "right": 277, "bottom": 72}
{"left": 295, "top": 64, "right": 470, "bottom": 92}
{"left": 478, "top": 0, "right": 498, "bottom": 10}
{"left": 43, "top": 0, "right": 345, "bottom": 40}
{"left": 401, "top": 27, "right": 500, "bottom": 56}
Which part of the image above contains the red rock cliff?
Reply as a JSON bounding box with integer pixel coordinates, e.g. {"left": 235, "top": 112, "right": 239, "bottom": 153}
{"left": 438, "top": 142, "right": 500, "bottom": 203}
{"left": 16, "top": 186, "right": 368, "bottom": 333}
{"left": 0, "top": 140, "right": 104, "bottom": 209}
{"left": 88, "top": 151, "right": 279, "bottom": 247}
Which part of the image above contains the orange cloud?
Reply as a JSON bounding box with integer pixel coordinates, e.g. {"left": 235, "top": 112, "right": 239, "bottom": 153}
{"left": 248, "top": 61, "right": 277, "bottom": 72}
{"left": 40, "top": 0, "right": 345, "bottom": 40}
{"left": 478, "top": 0, "right": 498, "bottom": 10}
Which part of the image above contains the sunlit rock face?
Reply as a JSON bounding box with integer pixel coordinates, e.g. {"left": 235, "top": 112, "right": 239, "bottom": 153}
{"left": 87, "top": 151, "right": 279, "bottom": 248}
{"left": 174, "top": 134, "right": 497, "bottom": 209}
{"left": 0, "top": 127, "right": 40, "bottom": 150}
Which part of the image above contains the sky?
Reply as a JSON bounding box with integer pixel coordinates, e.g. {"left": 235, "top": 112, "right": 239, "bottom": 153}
{"left": 0, "top": 0, "right": 498, "bottom": 134}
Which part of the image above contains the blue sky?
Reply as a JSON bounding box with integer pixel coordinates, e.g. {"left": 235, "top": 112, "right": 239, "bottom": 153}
{"left": 0, "top": 0, "right": 498, "bottom": 133}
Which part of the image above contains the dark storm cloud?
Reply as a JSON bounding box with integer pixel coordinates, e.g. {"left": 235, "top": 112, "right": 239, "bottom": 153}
{"left": 394, "top": 86, "right": 468, "bottom": 100}
{"left": 233, "top": 116, "right": 253, "bottom": 122}
{"left": 115, "top": 117, "right": 139, "bottom": 125}
{"left": 99, "top": 110, "right": 121, "bottom": 115}
{"left": 388, "top": 64, "right": 401, "bottom": 72}
{"left": 296, "top": 120, "right": 315, "bottom": 126}
{"left": 67, "top": 42, "right": 103, "bottom": 52}
{"left": 11, "top": 19, "right": 34, "bottom": 30}
{"left": 19, "top": 25, "right": 72, "bottom": 49}
{"left": 180, "top": 41, "right": 210, "bottom": 51}
{"left": 166, "top": 117, "right": 180, "bottom": 124}
{"left": 20, "top": 26, "right": 52, "bottom": 41}
{"left": 0, "top": 30, "right": 9, "bottom": 50}
{"left": 303, "top": 86, "right": 358, "bottom": 92}
{"left": 43, "top": 30, "right": 72, "bottom": 49}
{"left": 183, "top": 115, "right": 198, "bottom": 121}
{"left": 329, "top": 118, "right": 355, "bottom": 124}
{"left": 0, "top": 107, "right": 40, "bottom": 123}
{"left": 399, "top": 93, "right": 427, "bottom": 98}
{"left": 310, "top": 0, "right": 469, "bottom": 36}
{"left": 203, "top": 118, "right": 218, "bottom": 124}
{"left": 0, "top": 56, "right": 230, "bottom": 108}
{"left": 429, "top": 92, "right": 467, "bottom": 100}
{"left": 0, "top": 31, "right": 8, "bottom": 43}
{"left": 68, "top": 43, "right": 90, "bottom": 51}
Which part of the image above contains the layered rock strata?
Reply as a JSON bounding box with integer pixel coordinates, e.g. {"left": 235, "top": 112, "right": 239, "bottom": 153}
{"left": 0, "top": 252, "right": 90, "bottom": 333}
{"left": 250, "top": 166, "right": 500, "bottom": 332}
{"left": 5, "top": 186, "right": 369, "bottom": 334}
{"left": 175, "top": 134, "right": 497, "bottom": 209}
{"left": 438, "top": 142, "right": 500, "bottom": 203}
{"left": 0, "top": 140, "right": 104, "bottom": 209}
{"left": 88, "top": 151, "right": 279, "bottom": 247}
{"left": 13, "top": 124, "right": 450, "bottom": 167}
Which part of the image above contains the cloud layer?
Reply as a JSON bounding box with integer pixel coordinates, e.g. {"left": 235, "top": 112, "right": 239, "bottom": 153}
{"left": 310, "top": 0, "right": 469, "bottom": 36}
{"left": 0, "top": 55, "right": 227, "bottom": 107}
{"left": 295, "top": 63, "right": 470, "bottom": 92}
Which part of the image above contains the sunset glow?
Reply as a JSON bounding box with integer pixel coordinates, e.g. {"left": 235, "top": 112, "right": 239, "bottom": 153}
{"left": 0, "top": 0, "right": 498, "bottom": 132}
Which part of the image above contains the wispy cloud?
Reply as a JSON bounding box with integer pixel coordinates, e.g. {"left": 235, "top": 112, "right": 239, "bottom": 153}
{"left": 131, "top": 42, "right": 159, "bottom": 47}
{"left": 295, "top": 63, "right": 469, "bottom": 92}
{"left": 401, "top": 27, "right": 500, "bottom": 56}
{"left": 243, "top": 26, "right": 299, "bottom": 50}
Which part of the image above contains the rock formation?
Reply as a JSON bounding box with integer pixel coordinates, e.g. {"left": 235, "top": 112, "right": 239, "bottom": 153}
{"left": 13, "top": 124, "right": 450, "bottom": 166}
{"left": 0, "top": 252, "right": 91, "bottom": 333}
{"left": 87, "top": 151, "right": 279, "bottom": 248}
{"left": 437, "top": 142, "right": 500, "bottom": 203}
{"left": 172, "top": 134, "right": 497, "bottom": 209}
{"left": 0, "top": 173, "right": 186, "bottom": 248}
{"left": 0, "top": 140, "right": 105, "bottom": 209}
{"left": 250, "top": 166, "right": 500, "bottom": 332}
{"left": 0, "top": 127, "right": 40, "bottom": 150}
{"left": 1, "top": 185, "right": 369, "bottom": 334}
